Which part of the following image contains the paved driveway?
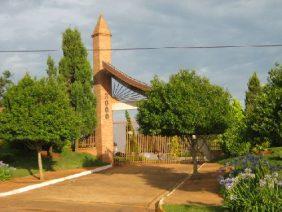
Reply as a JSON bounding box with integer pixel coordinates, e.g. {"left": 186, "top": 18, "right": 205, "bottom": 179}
{"left": 1, "top": 164, "right": 192, "bottom": 212}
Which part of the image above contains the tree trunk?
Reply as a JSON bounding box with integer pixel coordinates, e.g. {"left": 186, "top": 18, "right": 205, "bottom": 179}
{"left": 47, "top": 145, "right": 53, "bottom": 158}
{"left": 190, "top": 139, "right": 198, "bottom": 174}
{"left": 74, "top": 139, "right": 78, "bottom": 152}
{"left": 192, "top": 151, "right": 198, "bottom": 174}
{"left": 37, "top": 146, "right": 44, "bottom": 180}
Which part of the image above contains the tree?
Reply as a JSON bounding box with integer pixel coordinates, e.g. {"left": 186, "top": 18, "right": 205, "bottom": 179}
{"left": 45, "top": 56, "right": 59, "bottom": 157}
{"left": 125, "top": 110, "right": 138, "bottom": 154}
{"left": 219, "top": 99, "right": 250, "bottom": 156}
{"left": 247, "top": 64, "right": 282, "bottom": 146}
{"left": 59, "top": 28, "right": 96, "bottom": 139}
{"left": 245, "top": 72, "right": 261, "bottom": 114}
{"left": 0, "top": 70, "right": 12, "bottom": 106}
{"left": 0, "top": 75, "right": 80, "bottom": 180}
{"left": 46, "top": 56, "right": 57, "bottom": 78}
{"left": 137, "top": 70, "right": 232, "bottom": 173}
{"left": 245, "top": 72, "right": 262, "bottom": 144}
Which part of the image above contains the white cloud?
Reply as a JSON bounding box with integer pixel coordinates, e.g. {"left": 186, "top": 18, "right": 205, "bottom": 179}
{"left": 0, "top": 0, "right": 281, "bottom": 103}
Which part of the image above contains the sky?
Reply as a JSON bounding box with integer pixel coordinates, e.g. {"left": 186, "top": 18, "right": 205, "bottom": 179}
{"left": 0, "top": 0, "right": 282, "bottom": 106}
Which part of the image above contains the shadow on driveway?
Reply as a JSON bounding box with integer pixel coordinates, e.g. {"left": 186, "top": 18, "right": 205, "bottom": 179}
{"left": 1, "top": 164, "right": 193, "bottom": 211}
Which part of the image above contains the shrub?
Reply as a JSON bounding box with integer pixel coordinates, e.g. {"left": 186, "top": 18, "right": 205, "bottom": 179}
{"left": 0, "top": 161, "right": 14, "bottom": 181}
{"left": 0, "top": 140, "right": 5, "bottom": 148}
{"left": 170, "top": 136, "right": 181, "bottom": 158}
{"left": 219, "top": 99, "right": 251, "bottom": 157}
{"left": 220, "top": 132, "right": 251, "bottom": 157}
{"left": 219, "top": 155, "right": 282, "bottom": 211}
{"left": 252, "top": 141, "right": 270, "bottom": 153}
{"left": 0, "top": 152, "right": 15, "bottom": 163}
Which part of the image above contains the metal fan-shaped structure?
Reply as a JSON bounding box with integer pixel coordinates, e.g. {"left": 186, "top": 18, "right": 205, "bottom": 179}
{"left": 102, "top": 62, "right": 150, "bottom": 104}
{"left": 112, "top": 78, "right": 146, "bottom": 103}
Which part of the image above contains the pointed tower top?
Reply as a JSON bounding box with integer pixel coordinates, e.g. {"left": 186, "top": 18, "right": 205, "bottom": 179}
{"left": 92, "top": 15, "right": 111, "bottom": 37}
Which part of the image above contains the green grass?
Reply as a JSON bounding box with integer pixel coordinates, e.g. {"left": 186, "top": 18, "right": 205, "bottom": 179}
{"left": 0, "top": 143, "right": 106, "bottom": 179}
{"left": 263, "top": 147, "right": 282, "bottom": 165}
{"left": 264, "top": 147, "right": 282, "bottom": 177}
{"left": 163, "top": 204, "right": 227, "bottom": 212}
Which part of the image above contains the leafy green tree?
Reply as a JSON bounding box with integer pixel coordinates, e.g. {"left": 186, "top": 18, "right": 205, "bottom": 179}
{"left": 59, "top": 28, "right": 96, "bottom": 139}
{"left": 245, "top": 72, "right": 262, "bottom": 114}
{"left": 248, "top": 64, "right": 282, "bottom": 146}
{"left": 0, "top": 75, "right": 80, "bottom": 180}
{"left": 0, "top": 70, "right": 12, "bottom": 106}
{"left": 46, "top": 56, "right": 57, "bottom": 78}
{"left": 245, "top": 72, "right": 263, "bottom": 143}
{"left": 125, "top": 110, "right": 138, "bottom": 154}
{"left": 125, "top": 111, "right": 135, "bottom": 135}
{"left": 137, "top": 70, "right": 232, "bottom": 173}
{"left": 46, "top": 56, "right": 59, "bottom": 156}
{"left": 220, "top": 99, "right": 250, "bottom": 156}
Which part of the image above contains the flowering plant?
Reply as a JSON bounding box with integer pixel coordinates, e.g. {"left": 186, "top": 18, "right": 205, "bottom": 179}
{"left": 219, "top": 155, "right": 282, "bottom": 211}
{"left": 0, "top": 160, "right": 15, "bottom": 181}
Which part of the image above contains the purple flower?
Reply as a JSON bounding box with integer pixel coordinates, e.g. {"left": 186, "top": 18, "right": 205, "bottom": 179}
{"left": 224, "top": 178, "right": 235, "bottom": 190}
{"left": 218, "top": 176, "right": 225, "bottom": 185}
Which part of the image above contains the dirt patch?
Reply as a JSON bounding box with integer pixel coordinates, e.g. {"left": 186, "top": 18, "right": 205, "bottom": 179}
{"left": 165, "top": 163, "right": 223, "bottom": 206}
{"left": 40, "top": 150, "right": 61, "bottom": 158}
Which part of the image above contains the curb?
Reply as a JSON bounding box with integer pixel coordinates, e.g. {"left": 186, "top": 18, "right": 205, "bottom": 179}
{"left": 155, "top": 163, "right": 206, "bottom": 212}
{"left": 0, "top": 164, "right": 112, "bottom": 197}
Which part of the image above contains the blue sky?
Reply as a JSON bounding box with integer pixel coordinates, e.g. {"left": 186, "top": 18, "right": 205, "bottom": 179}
{"left": 0, "top": 0, "right": 282, "bottom": 106}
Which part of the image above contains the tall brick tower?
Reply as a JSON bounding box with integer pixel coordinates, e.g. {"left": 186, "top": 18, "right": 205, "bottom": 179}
{"left": 92, "top": 15, "right": 114, "bottom": 163}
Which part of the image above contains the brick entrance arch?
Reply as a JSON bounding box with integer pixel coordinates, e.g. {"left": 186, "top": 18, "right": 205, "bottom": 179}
{"left": 91, "top": 15, "right": 150, "bottom": 163}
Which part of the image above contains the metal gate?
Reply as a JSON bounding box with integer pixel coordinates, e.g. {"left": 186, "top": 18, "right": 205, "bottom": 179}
{"left": 113, "top": 120, "right": 138, "bottom": 154}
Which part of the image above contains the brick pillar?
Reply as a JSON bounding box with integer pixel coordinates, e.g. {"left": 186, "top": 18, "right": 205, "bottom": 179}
{"left": 92, "top": 15, "right": 114, "bottom": 163}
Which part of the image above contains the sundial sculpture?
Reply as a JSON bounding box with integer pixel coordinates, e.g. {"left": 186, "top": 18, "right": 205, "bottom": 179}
{"left": 92, "top": 15, "right": 150, "bottom": 163}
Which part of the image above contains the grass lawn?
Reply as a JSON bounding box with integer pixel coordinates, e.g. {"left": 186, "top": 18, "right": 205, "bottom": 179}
{"left": 263, "top": 147, "right": 282, "bottom": 175}
{"left": 0, "top": 142, "right": 106, "bottom": 178}
{"left": 163, "top": 204, "right": 227, "bottom": 212}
